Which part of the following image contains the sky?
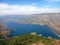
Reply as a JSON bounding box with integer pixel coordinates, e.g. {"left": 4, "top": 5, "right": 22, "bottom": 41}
{"left": 0, "top": 0, "right": 60, "bottom": 15}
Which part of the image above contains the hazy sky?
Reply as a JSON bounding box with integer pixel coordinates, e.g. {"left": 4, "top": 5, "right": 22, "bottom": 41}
{"left": 0, "top": 0, "right": 60, "bottom": 15}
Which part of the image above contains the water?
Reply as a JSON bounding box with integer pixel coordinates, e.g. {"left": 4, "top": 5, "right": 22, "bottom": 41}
{"left": 6, "top": 22, "right": 58, "bottom": 38}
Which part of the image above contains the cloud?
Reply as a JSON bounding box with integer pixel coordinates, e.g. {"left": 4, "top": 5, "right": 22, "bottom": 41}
{"left": 0, "top": 3, "right": 60, "bottom": 15}
{"left": 44, "top": 0, "right": 60, "bottom": 3}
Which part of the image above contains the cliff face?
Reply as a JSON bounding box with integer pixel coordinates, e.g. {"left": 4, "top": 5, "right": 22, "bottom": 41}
{"left": 0, "top": 13, "right": 60, "bottom": 36}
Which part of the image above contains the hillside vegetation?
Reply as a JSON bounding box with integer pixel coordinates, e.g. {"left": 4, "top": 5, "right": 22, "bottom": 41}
{"left": 0, "top": 34, "right": 56, "bottom": 45}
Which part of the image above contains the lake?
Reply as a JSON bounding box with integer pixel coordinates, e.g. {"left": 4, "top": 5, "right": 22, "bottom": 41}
{"left": 6, "top": 22, "right": 58, "bottom": 38}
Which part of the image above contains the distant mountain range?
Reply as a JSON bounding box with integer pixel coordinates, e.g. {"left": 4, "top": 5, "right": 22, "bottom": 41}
{"left": 0, "top": 13, "right": 60, "bottom": 36}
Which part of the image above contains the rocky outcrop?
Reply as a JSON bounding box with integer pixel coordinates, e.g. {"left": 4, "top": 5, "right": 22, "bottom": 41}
{"left": 0, "top": 25, "right": 11, "bottom": 39}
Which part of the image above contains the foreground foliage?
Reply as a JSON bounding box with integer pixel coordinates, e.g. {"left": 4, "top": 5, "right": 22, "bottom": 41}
{"left": 0, "top": 34, "right": 55, "bottom": 45}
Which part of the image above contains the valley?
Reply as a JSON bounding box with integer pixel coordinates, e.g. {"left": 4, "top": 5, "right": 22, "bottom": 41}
{"left": 0, "top": 13, "right": 60, "bottom": 36}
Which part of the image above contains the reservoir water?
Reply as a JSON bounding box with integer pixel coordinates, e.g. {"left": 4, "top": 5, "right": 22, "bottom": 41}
{"left": 6, "top": 22, "right": 58, "bottom": 38}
